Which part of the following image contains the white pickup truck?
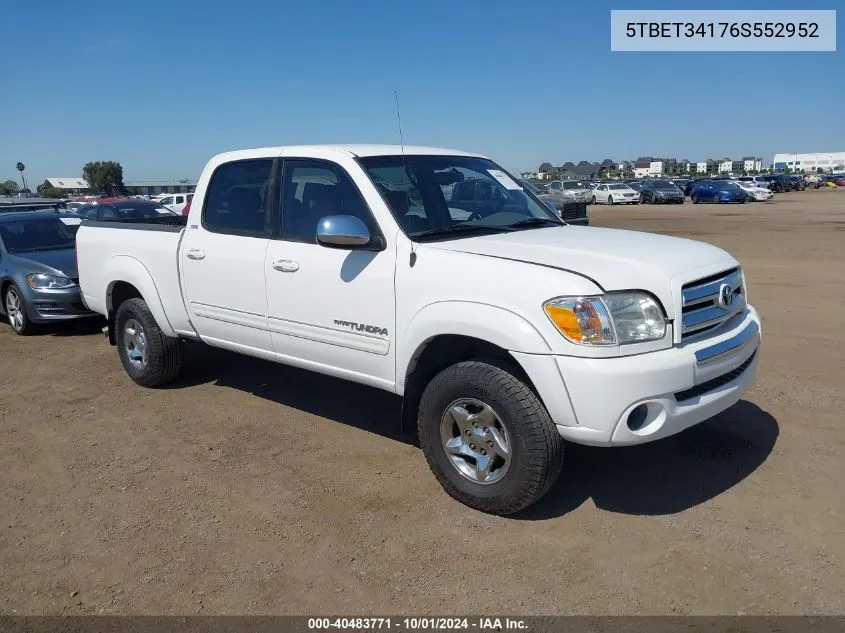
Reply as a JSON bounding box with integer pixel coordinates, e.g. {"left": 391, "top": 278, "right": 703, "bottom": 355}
{"left": 76, "top": 145, "right": 761, "bottom": 515}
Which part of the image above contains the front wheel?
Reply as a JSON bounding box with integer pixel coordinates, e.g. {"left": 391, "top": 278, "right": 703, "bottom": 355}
{"left": 590, "top": 195, "right": 596, "bottom": 204}
{"left": 608, "top": 195, "right": 614, "bottom": 205}
{"left": 4, "top": 284, "right": 34, "bottom": 335}
{"left": 115, "top": 297, "right": 182, "bottom": 387}
{"left": 691, "top": 194, "right": 698, "bottom": 204}
{"left": 418, "top": 359, "right": 564, "bottom": 516}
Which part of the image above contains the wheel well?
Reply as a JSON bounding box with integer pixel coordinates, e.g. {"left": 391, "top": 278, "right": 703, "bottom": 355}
{"left": 0, "top": 280, "right": 11, "bottom": 314}
{"left": 106, "top": 281, "right": 142, "bottom": 345}
{"left": 400, "top": 335, "right": 533, "bottom": 433}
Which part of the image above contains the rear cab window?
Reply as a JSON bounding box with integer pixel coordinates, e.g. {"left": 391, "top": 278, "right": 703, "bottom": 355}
{"left": 202, "top": 159, "right": 273, "bottom": 236}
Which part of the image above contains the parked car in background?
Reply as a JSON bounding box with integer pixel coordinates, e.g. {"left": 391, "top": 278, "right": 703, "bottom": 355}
{"left": 691, "top": 180, "right": 750, "bottom": 204}
{"left": 590, "top": 182, "right": 640, "bottom": 205}
{"left": 760, "top": 175, "right": 791, "bottom": 193}
{"left": 803, "top": 174, "right": 822, "bottom": 189}
{"left": 76, "top": 199, "right": 177, "bottom": 222}
{"left": 64, "top": 201, "right": 86, "bottom": 213}
{"left": 733, "top": 180, "right": 774, "bottom": 201}
{"left": 671, "top": 178, "right": 692, "bottom": 192}
{"left": 786, "top": 175, "right": 805, "bottom": 191}
{"left": 0, "top": 210, "right": 98, "bottom": 334}
{"left": 737, "top": 176, "right": 771, "bottom": 190}
{"left": 624, "top": 180, "right": 644, "bottom": 198}
{"left": 76, "top": 143, "right": 761, "bottom": 515}
{"left": 640, "top": 179, "right": 685, "bottom": 204}
{"left": 158, "top": 193, "right": 194, "bottom": 214}
{"left": 518, "top": 179, "right": 589, "bottom": 225}
{"left": 547, "top": 180, "right": 591, "bottom": 204}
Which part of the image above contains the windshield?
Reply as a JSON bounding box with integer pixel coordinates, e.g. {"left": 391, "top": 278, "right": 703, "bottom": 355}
{"left": 359, "top": 155, "right": 561, "bottom": 240}
{"left": 561, "top": 181, "right": 582, "bottom": 190}
{"left": 608, "top": 183, "right": 629, "bottom": 190}
{"left": 0, "top": 217, "right": 76, "bottom": 253}
{"left": 519, "top": 180, "right": 542, "bottom": 195}
{"left": 652, "top": 181, "right": 678, "bottom": 190}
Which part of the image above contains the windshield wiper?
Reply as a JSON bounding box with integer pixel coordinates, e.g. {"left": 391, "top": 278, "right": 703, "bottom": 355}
{"left": 507, "top": 217, "right": 564, "bottom": 229}
{"left": 412, "top": 224, "right": 512, "bottom": 241}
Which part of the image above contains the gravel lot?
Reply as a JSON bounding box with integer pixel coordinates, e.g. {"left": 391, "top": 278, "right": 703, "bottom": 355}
{"left": 1, "top": 190, "right": 843, "bottom": 615}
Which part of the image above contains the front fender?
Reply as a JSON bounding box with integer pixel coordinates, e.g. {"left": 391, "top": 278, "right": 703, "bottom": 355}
{"left": 396, "top": 300, "right": 553, "bottom": 393}
{"left": 105, "top": 255, "right": 176, "bottom": 337}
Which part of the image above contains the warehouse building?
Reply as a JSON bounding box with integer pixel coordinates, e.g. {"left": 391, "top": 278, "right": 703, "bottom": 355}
{"left": 125, "top": 179, "right": 197, "bottom": 196}
{"left": 773, "top": 152, "right": 845, "bottom": 173}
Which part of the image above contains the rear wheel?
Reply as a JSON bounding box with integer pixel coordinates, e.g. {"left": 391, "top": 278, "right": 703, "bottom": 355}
{"left": 608, "top": 195, "right": 614, "bottom": 205}
{"left": 691, "top": 194, "right": 699, "bottom": 204}
{"left": 418, "top": 359, "right": 563, "bottom": 516}
{"left": 4, "top": 284, "right": 34, "bottom": 335}
{"left": 590, "top": 195, "right": 596, "bottom": 204}
{"left": 115, "top": 297, "right": 182, "bottom": 387}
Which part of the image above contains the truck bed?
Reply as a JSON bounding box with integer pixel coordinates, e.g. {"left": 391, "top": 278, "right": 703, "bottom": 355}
{"left": 76, "top": 217, "right": 194, "bottom": 336}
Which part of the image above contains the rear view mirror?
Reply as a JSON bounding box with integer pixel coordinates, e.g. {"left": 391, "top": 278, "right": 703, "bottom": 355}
{"left": 317, "top": 215, "right": 379, "bottom": 249}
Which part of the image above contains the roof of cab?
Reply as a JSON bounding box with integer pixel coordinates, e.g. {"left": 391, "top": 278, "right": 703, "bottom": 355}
{"left": 211, "top": 144, "right": 487, "bottom": 162}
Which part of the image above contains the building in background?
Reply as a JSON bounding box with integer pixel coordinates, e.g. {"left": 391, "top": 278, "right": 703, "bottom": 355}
{"left": 772, "top": 152, "right": 845, "bottom": 173}
{"left": 633, "top": 159, "right": 651, "bottom": 178}
{"left": 743, "top": 157, "right": 763, "bottom": 172}
{"left": 696, "top": 162, "right": 707, "bottom": 174}
{"left": 125, "top": 179, "right": 198, "bottom": 196}
{"left": 39, "top": 177, "right": 90, "bottom": 195}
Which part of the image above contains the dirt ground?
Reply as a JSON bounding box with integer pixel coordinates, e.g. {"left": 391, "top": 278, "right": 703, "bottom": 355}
{"left": 1, "top": 190, "right": 843, "bottom": 616}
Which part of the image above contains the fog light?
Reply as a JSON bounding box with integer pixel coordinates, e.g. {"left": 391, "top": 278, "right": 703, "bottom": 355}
{"left": 627, "top": 404, "right": 649, "bottom": 431}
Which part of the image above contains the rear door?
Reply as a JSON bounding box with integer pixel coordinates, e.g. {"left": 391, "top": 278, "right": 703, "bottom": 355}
{"left": 179, "top": 158, "right": 275, "bottom": 354}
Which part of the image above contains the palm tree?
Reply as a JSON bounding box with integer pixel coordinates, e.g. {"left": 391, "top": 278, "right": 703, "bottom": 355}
{"left": 15, "top": 162, "right": 26, "bottom": 192}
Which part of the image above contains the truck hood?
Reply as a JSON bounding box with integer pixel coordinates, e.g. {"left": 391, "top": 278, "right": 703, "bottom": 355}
{"left": 8, "top": 248, "right": 78, "bottom": 279}
{"left": 427, "top": 225, "right": 738, "bottom": 319}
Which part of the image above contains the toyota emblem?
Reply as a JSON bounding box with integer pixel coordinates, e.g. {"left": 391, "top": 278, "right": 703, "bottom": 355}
{"left": 718, "top": 283, "right": 735, "bottom": 309}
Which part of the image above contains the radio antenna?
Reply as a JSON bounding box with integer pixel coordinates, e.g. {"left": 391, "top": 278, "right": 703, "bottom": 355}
{"left": 394, "top": 89, "right": 417, "bottom": 263}
{"left": 394, "top": 89, "right": 405, "bottom": 155}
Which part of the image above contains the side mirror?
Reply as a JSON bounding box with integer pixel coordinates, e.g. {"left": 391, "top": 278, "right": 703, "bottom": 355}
{"left": 316, "top": 215, "right": 378, "bottom": 249}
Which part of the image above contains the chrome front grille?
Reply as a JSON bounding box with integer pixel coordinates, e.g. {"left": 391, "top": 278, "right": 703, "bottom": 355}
{"left": 681, "top": 268, "right": 745, "bottom": 339}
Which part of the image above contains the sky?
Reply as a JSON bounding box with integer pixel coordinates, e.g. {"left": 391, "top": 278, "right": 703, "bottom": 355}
{"left": 1, "top": 0, "right": 842, "bottom": 186}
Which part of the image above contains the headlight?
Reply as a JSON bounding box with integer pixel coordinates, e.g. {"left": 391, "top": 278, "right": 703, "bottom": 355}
{"left": 544, "top": 292, "right": 666, "bottom": 345}
{"left": 26, "top": 273, "right": 76, "bottom": 289}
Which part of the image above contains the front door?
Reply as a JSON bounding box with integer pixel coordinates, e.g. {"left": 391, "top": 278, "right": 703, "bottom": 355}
{"left": 263, "top": 158, "right": 396, "bottom": 389}
{"left": 179, "top": 158, "right": 275, "bottom": 354}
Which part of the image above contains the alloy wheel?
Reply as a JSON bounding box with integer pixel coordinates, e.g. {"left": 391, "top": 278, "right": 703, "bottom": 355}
{"left": 440, "top": 398, "right": 512, "bottom": 485}
{"left": 123, "top": 318, "right": 149, "bottom": 369}
{"left": 5, "top": 288, "right": 24, "bottom": 332}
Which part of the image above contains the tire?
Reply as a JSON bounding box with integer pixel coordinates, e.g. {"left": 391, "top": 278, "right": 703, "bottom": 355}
{"left": 608, "top": 195, "right": 614, "bottom": 205}
{"left": 691, "top": 194, "right": 698, "bottom": 204}
{"left": 4, "top": 284, "right": 35, "bottom": 335}
{"left": 114, "top": 297, "right": 182, "bottom": 387}
{"left": 418, "top": 359, "right": 564, "bottom": 516}
{"left": 590, "top": 195, "right": 596, "bottom": 204}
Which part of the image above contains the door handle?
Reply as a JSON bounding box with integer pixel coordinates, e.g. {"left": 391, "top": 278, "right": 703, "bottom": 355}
{"left": 272, "top": 259, "right": 299, "bottom": 272}
{"left": 186, "top": 249, "right": 206, "bottom": 260}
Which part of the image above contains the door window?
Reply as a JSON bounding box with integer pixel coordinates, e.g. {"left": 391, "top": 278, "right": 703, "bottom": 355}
{"left": 99, "top": 205, "right": 118, "bottom": 220}
{"left": 279, "top": 159, "right": 376, "bottom": 243}
{"left": 175, "top": 195, "right": 184, "bottom": 204}
{"left": 202, "top": 159, "right": 273, "bottom": 236}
